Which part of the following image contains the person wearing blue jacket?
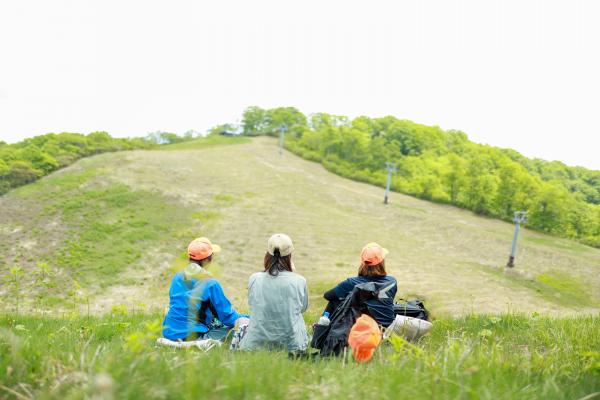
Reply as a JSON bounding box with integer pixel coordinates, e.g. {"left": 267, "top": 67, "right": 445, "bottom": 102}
{"left": 162, "top": 237, "right": 241, "bottom": 341}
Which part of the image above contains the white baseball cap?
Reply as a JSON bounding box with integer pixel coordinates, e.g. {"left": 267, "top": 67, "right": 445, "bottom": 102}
{"left": 267, "top": 233, "right": 294, "bottom": 257}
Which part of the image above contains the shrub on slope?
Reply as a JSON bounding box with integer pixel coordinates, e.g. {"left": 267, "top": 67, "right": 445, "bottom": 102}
{"left": 0, "top": 132, "right": 154, "bottom": 194}
{"left": 238, "top": 106, "right": 600, "bottom": 247}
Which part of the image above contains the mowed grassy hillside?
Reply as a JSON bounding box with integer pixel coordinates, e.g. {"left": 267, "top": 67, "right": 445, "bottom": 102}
{"left": 0, "top": 136, "right": 599, "bottom": 316}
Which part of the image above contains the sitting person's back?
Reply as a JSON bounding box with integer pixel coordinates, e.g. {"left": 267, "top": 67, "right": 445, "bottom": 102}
{"left": 239, "top": 234, "right": 308, "bottom": 352}
{"left": 162, "top": 237, "right": 240, "bottom": 341}
{"left": 323, "top": 242, "right": 397, "bottom": 327}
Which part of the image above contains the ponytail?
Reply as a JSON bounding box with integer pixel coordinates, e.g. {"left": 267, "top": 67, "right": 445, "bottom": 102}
{"left": 264, "top": 250, "right": 292, "bottom": 276}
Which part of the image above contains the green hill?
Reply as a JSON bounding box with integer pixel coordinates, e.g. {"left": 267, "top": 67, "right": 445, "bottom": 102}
{"left": 1, "top": 137, "right": 599, "bottom": 400}
{"left": 1, "top": 136, "right": 599, "bottom": 316}
{"left": 238, "top": 106, "right": 600, "bottom": 248}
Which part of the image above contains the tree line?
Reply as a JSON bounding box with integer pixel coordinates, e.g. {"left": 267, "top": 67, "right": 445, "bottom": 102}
{"left": 3, "top": 113, "right": 599, "bottom": 248}
{"left": 0, "top": 131, "right": 197, "bottom": 194}
{"left": 239, "top": 106, "right": 600, "bottom": 248}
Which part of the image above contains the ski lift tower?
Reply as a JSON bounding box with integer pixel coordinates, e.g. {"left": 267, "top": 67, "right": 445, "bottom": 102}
{"left": 506, "top": 211, "right": 528, "bottom": 268}
{"left": 278, "top": 125, "right": 287, "bottom": 156}
{"left": 383, "top": 162, "right": 397, "bottom": 205}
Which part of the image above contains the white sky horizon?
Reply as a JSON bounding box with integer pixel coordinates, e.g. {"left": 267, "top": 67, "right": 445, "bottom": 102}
{"left": 1, "top": 0, "right": 599, "bottom": 170}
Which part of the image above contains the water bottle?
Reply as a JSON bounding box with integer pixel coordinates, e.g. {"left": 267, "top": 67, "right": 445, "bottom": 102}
{"left": 317, "top": 311, "right": 331, "bottom": 326}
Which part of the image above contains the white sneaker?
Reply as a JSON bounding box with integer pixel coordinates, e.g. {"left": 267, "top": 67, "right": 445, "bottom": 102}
{"left": 156, "top": 337, "right": 221, "bottom": 351}
{"left": 194, "top": 339, "right": 222, "bottom": 351}
{"left": 383, "top": 315, "right": 433, "bottom": 341}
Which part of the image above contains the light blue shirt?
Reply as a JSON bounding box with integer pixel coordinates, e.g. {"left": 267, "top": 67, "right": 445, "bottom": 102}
{"left": 239, "top": 271, "right": 309, "bottom": 352}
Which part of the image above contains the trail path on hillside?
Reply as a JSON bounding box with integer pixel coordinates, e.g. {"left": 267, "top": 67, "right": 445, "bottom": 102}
{"left": 2, "top": 137, "right": 599, "bottom": 315}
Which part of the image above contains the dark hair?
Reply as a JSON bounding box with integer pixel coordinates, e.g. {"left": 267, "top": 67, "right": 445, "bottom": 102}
{"left": 189, "top": 255, "right": 212, "bottom": 267}
{"left": 263, "top": 250, "right": 292, "bottom": 276}
{"left": 358, "top": 259, "right": 387, "bottom": 277}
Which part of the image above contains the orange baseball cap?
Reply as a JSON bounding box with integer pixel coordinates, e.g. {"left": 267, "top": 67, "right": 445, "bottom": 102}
{"left": 348, "top": 314, "right": 382, "bottom": 363}
{"left": 187, "top": 237, "right": 221, "bottom": 261}
{"left": 360, "top": 242, "right": 388, "bottom": 265}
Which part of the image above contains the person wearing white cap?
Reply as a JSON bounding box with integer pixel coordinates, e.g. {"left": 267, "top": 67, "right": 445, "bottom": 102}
{"left": 238, "top": 233, "right": 309, "bottom": 352}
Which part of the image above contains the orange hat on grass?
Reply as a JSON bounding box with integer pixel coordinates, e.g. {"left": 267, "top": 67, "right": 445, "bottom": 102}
{"left": 360, "top": 242, "right": 388, "bottom": 265}
{"left": 187, "top": 237, "right": 221, "bottom": 261}
{"left": 348, "top": 314, "right": 382, "bottom": 363}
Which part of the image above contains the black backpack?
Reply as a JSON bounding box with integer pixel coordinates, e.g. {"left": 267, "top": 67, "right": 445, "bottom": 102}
{"left": 310, "top": 281, "right": 394, "bottom": 357}
{"left": 393, "top": 299, "right": 429, "bottom": 321}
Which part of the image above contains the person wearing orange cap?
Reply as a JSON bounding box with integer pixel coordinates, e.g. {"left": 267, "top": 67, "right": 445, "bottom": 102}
{"left": 321, "top": 242, "right": 397, "bottom": 327}
{"left": 348, "top": 314, "right": 382, "bottom": 363}
{"left": 162, "top": 237, "right": 243, "bottom": 341}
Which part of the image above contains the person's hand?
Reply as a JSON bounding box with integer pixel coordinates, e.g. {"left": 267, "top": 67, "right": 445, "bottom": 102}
{"left": 235, "top": 315, "right": 250, "bottom": 328}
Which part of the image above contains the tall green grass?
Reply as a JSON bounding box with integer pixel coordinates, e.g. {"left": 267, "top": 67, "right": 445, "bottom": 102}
{"left": 1, "top": 313, "right": 598, "bottom": 399}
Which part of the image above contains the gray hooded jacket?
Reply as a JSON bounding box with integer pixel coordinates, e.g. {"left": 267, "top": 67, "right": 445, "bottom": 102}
{"left": 239, "top": 271, "right": 309, "bottom": 351}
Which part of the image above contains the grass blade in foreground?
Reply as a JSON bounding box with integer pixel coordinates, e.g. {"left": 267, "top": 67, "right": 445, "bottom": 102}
{"left": 1, "top": 313, "right": 598, "bottom": 399}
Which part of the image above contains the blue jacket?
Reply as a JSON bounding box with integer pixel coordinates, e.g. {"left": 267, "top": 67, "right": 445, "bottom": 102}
{"left": 162, "top": 270, "right": 239, "bottom": 340}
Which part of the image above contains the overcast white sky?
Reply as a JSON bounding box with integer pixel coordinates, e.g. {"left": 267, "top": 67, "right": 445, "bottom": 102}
{"left": 0, "top": 0, "right": 598, "bottom": 169}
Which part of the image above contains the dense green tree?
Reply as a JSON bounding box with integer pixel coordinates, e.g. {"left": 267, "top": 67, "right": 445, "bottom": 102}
{"left": 237, "top": 106, "right": 600, "bottom": 246}
{"left": 242, "top": 106, "right": 269, "bottom": 136}
{"left": 265, "top": 107, "right": 308, "bottom": 137}
{"left": 0, "top": 132, "right": 159, "bottom": 194}
{"left": 310, "top": 113, "right": 349, "bottom": 130}
{"left": 0, "top": 159, "right": 8, "bottom": 175}
{"left": 7, "top": 161, "right": 42, "bottom": 187}
{"left": 493, "top": 160, "right": 539, "bottom": 218}
{"left": 241, "top": 106, "right": 308, "bottom": 138}
{"left": 88, "top": 131, "right": 112, "bottom": 143}
{"left": 0, "top": 159, "right": 8, "bottom": 193}
{"left": 443, "top": 154, "right": 467, "bottom": 204}
{"left": 18, "top": 146, "right": 59, "bottom": 174}
{"left": 465, "top": 159, "right": 498, "bottom": 214}
{"left": 529, "top": 184, "right": 570, "bottom": 234}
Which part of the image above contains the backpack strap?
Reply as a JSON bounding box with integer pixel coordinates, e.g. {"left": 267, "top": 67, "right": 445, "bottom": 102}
{"left": 377, "top": 281, "right": 396, "bottom": 299}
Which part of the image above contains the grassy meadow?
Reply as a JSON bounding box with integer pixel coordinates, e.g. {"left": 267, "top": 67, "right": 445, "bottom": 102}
{"left": 1, "top": 136, "right": 599, "bottom": 399}
{"left": 1, "top": 312, "right": 598, "bottom": 399}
